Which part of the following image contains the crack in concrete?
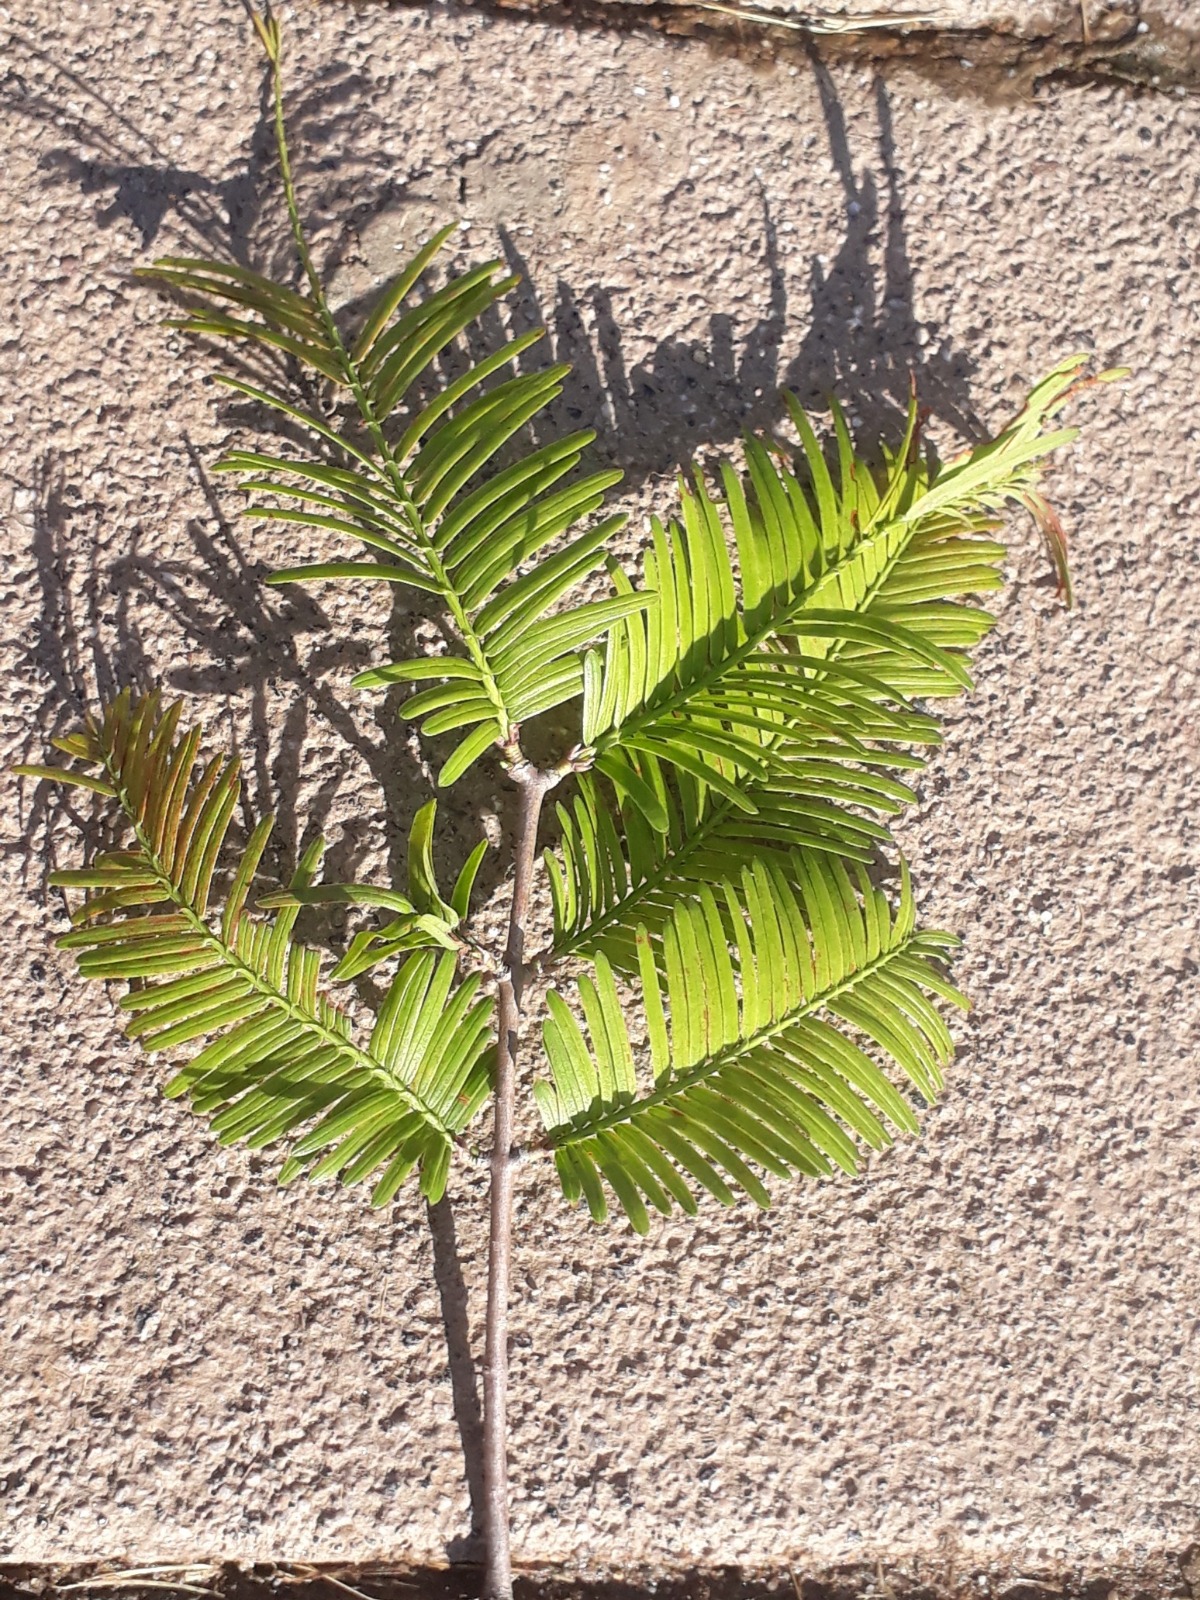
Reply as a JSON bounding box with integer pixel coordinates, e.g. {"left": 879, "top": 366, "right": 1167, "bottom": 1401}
{"left": 388, "top": 0, "right": 1200, "bottom": 100}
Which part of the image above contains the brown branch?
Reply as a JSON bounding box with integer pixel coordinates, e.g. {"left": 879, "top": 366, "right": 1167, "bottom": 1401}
{"left": 482, "top": 757, "right": 556, "bottom": 1600}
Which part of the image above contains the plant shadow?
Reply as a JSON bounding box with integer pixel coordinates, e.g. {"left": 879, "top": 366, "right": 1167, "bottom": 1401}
{"left": 9, "top": 30, "right": 981, "bottom": 1563}
{"left": 496, "top": 64, "right": 980, "bottom": 487}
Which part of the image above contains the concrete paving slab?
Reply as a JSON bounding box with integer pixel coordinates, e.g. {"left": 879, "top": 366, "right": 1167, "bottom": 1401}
{"left": 1, "top": 0, "right": 1197, "bottom": 1582}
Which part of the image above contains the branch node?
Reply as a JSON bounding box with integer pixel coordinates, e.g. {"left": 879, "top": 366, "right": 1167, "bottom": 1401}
{"left": 470, "top": 1144, "right": 527, "bottom": 1168}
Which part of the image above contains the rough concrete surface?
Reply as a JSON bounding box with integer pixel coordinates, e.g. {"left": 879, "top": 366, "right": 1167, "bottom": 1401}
{"left": 1, "top": 0, "right": 1198, "bottom": 1582}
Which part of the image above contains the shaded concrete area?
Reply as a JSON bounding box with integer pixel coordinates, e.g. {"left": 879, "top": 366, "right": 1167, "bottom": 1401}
{"left": 1, "top": 0, "right": 1198, "bottom": 1583}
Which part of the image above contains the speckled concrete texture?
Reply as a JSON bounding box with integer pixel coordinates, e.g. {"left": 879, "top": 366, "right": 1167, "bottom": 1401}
{"left": 1, "top": 0, "right": 1198, "bottom": 1580}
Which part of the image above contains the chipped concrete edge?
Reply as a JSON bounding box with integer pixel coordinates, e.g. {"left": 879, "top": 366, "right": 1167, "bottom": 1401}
{"left": 2, "top": 1547, "right": 1199, "bottom": 1599}
{"left": 374, "top": 0, "right": 1200, "bottom": 96}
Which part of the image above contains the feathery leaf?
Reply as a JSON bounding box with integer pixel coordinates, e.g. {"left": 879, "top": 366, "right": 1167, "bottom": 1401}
{"left": 537, "top": 854, "right": 962, "bottom": 1231}
{"left": 143, "top": 161, "right": 635, "bottom": 782}
{"left": 36, "top": 693, "right": 492, "bottom": 1204}
{"left": 548, "top": 367, "right": 1100, "bottom": 968}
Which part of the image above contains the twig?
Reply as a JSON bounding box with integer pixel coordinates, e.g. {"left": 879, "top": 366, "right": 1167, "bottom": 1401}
{"left": 278, "top": 1566, "right": 391, "bottom": 1600}
{"left": 688, "top": 1, "right": 940, "bottom": 32}
{"left": 56, "top": 1573, "right": 216, "bottom": 1584}
{"left": 54, "top": 1580, "right": 217, "bottom": 1599}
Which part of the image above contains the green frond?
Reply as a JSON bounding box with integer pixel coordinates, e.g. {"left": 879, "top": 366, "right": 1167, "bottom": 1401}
{"left": 581, "top": 366, "right": 1097, "bottom": 792}
{"left": 546, "top": 367, "right": 1105, "bottom": 964}
{"left": 536, "top": 852, "right": 964, "bottom": 1232}
{"left": 581, "top": 410, "right": 975, "bottom": 795}
{"left": 35, "top": 693, "right": 493, "bottom": 1204}
{"left": 141, "top": 65, "right": 635, "bottom": 785}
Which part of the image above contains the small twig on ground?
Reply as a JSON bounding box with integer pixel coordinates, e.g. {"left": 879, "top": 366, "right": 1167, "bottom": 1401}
{"left": 688, "top": 1, "right": 940, "bottom": 31}
{"left": 54, "top": 1572, "right": 219, "bottom": 1600}
{"left": 277, "top": 1566, "right": 406, "bottom": 1600}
